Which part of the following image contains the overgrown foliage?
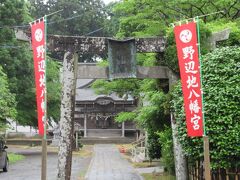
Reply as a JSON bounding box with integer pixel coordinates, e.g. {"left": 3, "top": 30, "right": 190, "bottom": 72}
{"left": 171, "top": 46, "right": 240, "bottom": 169}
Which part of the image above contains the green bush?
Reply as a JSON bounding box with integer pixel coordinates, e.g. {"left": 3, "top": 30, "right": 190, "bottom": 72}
{"left": 171, "top": 46, "right": 240, "bottom": 169}
{"left": 136, "top": 91, "right": 170, "bottom": 160}
{"left": 147, "top": 130, "right": 162, "bottom": 160}
{"left": 157, "top": 127, "right": 175, "bottom": 174}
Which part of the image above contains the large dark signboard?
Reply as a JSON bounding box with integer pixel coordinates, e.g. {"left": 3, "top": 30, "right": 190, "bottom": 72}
{"left": 108, "top": 38, "right": 136, "bottom": 79}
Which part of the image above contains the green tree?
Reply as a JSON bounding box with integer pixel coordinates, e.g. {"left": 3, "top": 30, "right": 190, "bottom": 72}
{"left": 46, "top": 59, "right": 61, "bottom": 122}
{"left": 171, "top": 46, "right": 240, "bottom": 169}
{"left": 0, "top": 0, "right": 61, "bottom": 127}
{"left": 30, "top": 0, "right": 108, "bottom": 36}
{"left": 30, "top": 0, "right": 110, "bottom": 62}
{"left": 95, "top": 0, "right": 240, "bottom": 173}
{"left": 0, "top": 65, "right": 16, "bottom": 130}
{"left": 0, "top": 0, "right": 34, "bottom": 125}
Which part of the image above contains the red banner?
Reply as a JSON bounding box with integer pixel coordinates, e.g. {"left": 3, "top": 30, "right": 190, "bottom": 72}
{"left": 174, "top": 22, "right": 203, "bottom": 137}
{"left": 31, "top": 20, "right": 45, "bottom": 135}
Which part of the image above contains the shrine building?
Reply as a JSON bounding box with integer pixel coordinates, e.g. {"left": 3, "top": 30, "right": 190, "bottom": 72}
{"left": 74, "top": 78, "right": 138, "bottom": 140}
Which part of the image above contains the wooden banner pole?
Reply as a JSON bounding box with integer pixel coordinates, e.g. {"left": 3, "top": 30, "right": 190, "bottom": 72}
{"left": 204, "top": 136, "right": 211, "bottom": 180}
{"left": 41, "top": 15, "right": 48, "bottom": 180}
{"left": 196, "top": 16, "right": 211, "bottom": 180}
{"left": 41, "top": 138, "right": 47, "bottom": 180}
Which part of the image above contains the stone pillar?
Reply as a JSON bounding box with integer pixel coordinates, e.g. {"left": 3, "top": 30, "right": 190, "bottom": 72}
{"left": 168, "top": 70, "right": 187, "bottom": 180}
{"left": 57, "top": 51, "right": 78, "bottom": 180}
{"left": 84, "top": 114, "right": 87, "bottom": 137}
{"left": 121, "top": 122, "right": 125, "bottom": 137}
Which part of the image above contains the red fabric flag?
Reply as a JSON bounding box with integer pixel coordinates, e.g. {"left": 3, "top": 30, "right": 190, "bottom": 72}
{"left": 174, "top": 22, "right": 204, "bottom": 137}
{"left": 31, "top": 20, "right": 45, "bottom": 135}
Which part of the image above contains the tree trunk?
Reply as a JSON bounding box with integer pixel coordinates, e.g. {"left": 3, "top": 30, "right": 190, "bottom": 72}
{"left": 169, "top": 70, "right": 188, "bottom": 180}
{"left": 57, "top": 51, "right": 78, "bottom": 180}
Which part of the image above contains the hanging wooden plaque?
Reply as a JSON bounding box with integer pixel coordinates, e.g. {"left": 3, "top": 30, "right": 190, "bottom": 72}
{"left": 108, "top": 38, "right": 136, "bottom": 79}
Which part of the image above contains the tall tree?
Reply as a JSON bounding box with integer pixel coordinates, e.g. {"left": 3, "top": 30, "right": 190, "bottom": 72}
{"left": 0, "top": 0, "right": 61, "bottom": 127}
{"left": 30, "top": 0, "right": 111, "bottom": 62}
{"left": 0, "top": 65, "right": 16, "bottom": 131}
{"left": 0, "top": 0, "right": 34, "bottom": 125}
{"left": 94, "top": 0, "right": 240, "bottom": 178}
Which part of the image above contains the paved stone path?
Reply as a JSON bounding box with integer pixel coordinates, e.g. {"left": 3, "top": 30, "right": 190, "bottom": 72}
{"left": 85, "top": 144, "right": 143, "bottom": 180}
{"left": 0, "top": 145, "right": 91, "bottom": 180}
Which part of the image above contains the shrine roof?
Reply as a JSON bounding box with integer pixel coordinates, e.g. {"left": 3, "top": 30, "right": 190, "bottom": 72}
{"left": 76, "top": 79, "right": 134, "bottom": 102}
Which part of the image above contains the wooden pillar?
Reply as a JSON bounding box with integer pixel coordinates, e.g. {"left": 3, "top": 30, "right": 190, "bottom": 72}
{"left": 75, "top": 131, "right": 78, "bottom": 150}
{"left": 136, "top": 130, "right": 139, "bottom": 141}
{"left": 41, "top": 138, "right": 47, "bottom": 180}
{"left": 145, "top": 131, "right": 149, "bottom": 159}
{"left": 84, "top": 114, "right": 87, "bottom": 137}
{"left": 121, "top": 122, "right": 125, "bottom": 137}
{"left": 204, "top": 136, "right": 211, "bottom": 180}
{"left": 57, "top": 52, "right": 78, "bottom": 180}
{"left": 169, "top": 70, "right": 188, "bottom": 180}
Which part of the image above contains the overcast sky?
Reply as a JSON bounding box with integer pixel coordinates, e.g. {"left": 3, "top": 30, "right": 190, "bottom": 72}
{"left": 103, "top": 0, "right": 119, "bottom": 4}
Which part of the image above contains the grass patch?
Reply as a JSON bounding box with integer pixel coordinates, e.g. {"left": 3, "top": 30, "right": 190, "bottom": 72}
{"left": 8, "top": 153, "right": 25, "bottom": 164}
{"left": 73, "top": 145, "right": 93, "bottom": 157}
{"left": 132, "top": 161, "right": 161, "bottom": 168}
{"left": 78, "top": 170, "right": 87, "bottom": 180}
{"left": 141, "top": 173, "right": 176, "bottom": 180}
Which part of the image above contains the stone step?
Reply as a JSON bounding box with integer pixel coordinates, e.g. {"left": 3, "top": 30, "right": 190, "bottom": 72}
{"left": 80, "top": 137, "right": 135, "bottom": 145}
{"left": 6, "top": 139, "right": 52, "bottom": 146}
{"left": 86, "top": 129, "right": 122, "bottom": 137}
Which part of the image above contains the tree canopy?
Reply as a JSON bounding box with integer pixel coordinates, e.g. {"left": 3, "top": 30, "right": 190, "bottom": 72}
{"left": 171, "top": 46, "right": 240, "bottom": 169}
{"left": 0, "top": 0, "right": 239, "bottom": 173}
{"left": 30, "top": 0, "right": 107, "bottom": 36}
{"left": 0, "top": 65, "right": 16, "bottom": 130}
{"left": 0, "top": 0, "right": 61, "bottom": 127}
{"left": 0, "top": 0, "right": 34, "bottom": 126}
{"left": 92, "top": 0, "right": 240, "bottom": 171}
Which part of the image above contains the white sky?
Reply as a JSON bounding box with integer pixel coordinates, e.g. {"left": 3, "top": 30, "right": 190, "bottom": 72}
{"left": 103, "top": 0, "right": 119, "bottom": 4}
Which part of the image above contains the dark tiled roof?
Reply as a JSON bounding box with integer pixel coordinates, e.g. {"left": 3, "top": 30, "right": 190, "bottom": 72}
{"left": 76, "top": 79, "right": 133, "bottom": 101}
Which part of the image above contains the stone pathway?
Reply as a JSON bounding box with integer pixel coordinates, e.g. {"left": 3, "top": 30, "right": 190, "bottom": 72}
{"left": 0, "top": 145, "right": 91, "bottom": 180}
{"left": 85, "top": 144, "right": 143, "bottom": 180}
{"left": 136, "top": 166, "right": 164, "bottom": 174}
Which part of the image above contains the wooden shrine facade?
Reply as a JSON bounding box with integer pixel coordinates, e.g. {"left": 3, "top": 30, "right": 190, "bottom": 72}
{"left": 74, "top": 79, "right": 137, "bottom": 138}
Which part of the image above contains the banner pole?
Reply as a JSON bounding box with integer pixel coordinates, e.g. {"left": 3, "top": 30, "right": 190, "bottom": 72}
{"left": 196, "top": 16, "right": 206, "bottom": 136}
{"left": 41, "top": 15, "right": 47, "bottom": 180}
{"left": 196, "top": 16, "right": 211, "bottom": 180}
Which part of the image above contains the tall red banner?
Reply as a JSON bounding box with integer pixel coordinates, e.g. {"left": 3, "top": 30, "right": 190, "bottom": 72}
{"left": 31, "top": 20, "right": 45, "bottom": 135}
{"left": 174, "top": 22, "right": 203, "bottom": 137}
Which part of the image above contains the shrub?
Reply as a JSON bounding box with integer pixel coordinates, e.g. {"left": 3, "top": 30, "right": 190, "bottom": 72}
{"left": 171, "top": 46, "right": 240, "bottom": 169}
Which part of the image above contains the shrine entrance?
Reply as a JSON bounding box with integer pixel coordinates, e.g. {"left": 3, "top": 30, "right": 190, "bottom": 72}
{"left": 74, "top": 78, "right": 136, "bottom": 137}
{"left": 16, "top": 26, "right": 230, "bottom": 180}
